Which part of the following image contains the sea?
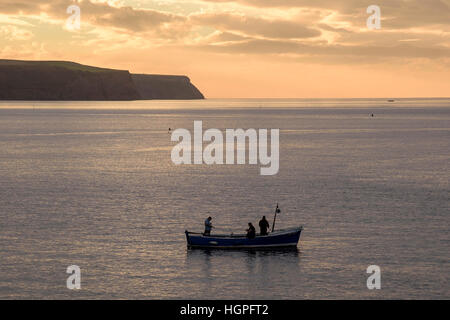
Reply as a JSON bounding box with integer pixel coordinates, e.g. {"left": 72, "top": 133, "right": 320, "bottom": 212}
{"left": 0, "top": 98, "right": 448, "bottom": 299}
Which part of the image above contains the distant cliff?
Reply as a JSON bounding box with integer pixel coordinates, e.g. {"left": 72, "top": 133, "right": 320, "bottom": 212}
{"left": 0, "top": 60, "right": 204, "bottom": 100}
{"left": 131, "top": 74, "right": 204, "bottom": 100}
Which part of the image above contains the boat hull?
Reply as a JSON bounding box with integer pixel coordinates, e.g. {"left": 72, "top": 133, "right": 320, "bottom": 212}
{"left": 185, "top": 227, "right": 302, "bottom": 249}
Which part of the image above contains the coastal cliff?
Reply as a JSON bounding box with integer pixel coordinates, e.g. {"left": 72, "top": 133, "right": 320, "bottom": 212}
{"left": 131, "top": 74, "right": 204, "bottom": 100}
{"left": 0, "top": 60, "right": 204, "bottom": 100}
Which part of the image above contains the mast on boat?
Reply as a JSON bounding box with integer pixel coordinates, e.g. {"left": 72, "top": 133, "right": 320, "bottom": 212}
{"left": 271, "top": 203, "right": 281, "bottom": 232}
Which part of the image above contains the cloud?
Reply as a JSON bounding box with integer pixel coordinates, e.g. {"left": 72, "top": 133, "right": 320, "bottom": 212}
{"left": 205, "top": 31, "right": 250, "bottom": 43}
{"left": 191, "top": 12, "right": 321, "bottom": 39}
{"left": 0, "top": 0, "right": 449, "bottom": 66}
{"left": 0, "top": 0, "right": 188, "bottom": 35}
{"left": 196, "top": 37, "right": 450, "bottom": 62}
{"left": 0, "top": 25, "right": 33, "bottom": 40}
{"left": 200, "top": 0, "right": 450, "bottom": 28}
{"left": 72, "top": 1, "right": 187, "bottom": 33}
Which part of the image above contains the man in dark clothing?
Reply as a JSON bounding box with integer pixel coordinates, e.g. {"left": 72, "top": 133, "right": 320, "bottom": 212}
{"left": 246, "top": 222, "right": 256, "bottom": 239}
{"left": 204, "top": 217, "right": 213, "bottom": 236}
{"left": 259, "top": 216, "right": 270, "bottom": 235}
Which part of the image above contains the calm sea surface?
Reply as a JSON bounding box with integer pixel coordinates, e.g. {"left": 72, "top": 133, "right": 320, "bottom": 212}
{"left": 0, "top": 98, "right": 449, "bottom": 299}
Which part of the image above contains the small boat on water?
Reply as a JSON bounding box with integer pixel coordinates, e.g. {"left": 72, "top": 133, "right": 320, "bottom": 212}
{"left": 185, "top": 226, "right": 303, "bottom": 249}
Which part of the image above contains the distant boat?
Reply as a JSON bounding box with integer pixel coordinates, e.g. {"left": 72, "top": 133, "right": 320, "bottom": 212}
{"left": 185, "top": 227, "right": 303, "bottom": 249}
{"left": 387, "top": 99, "right": 395, "bottom": 102}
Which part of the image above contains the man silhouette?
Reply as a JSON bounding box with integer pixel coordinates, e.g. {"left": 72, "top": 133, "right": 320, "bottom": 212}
{"left": 259, "top": 216, "right": 270, "bottom": 235}
{"left": 204, "top": 217, "right": 213, "bottom": 236}
{"left": 246, "top": 222, "right": 256, "bottom": 239}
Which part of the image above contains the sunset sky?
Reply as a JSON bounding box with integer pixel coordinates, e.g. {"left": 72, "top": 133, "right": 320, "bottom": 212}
{"left": 1, "top": 0, "right": 449, "bottom": 98}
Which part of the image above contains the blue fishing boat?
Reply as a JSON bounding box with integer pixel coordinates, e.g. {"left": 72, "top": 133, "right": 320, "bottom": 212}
{"left": 186, "top": 204, "right": 303, "bottom": 249}
{"left": 185, "top": 226, "right": 303, "bottom": 249}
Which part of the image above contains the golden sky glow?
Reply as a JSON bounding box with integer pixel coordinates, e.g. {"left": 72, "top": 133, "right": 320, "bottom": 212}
{"left": 1, "top": 0, "right": 449, "bottom": 98}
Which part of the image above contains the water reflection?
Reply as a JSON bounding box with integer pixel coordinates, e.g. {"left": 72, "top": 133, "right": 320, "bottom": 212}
{"left": 184, "top": 248, "right": 301, "bottom": 297}
{"left": 185, "top": 247, "right": 300, "bottom": 260}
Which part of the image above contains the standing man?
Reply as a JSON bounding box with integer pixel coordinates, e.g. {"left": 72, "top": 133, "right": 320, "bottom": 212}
{"left": 204, "top": 216, "right": 213, "bottom": 236}
{"left": 258, "top": 216, "right": 270, "bottom": 235}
